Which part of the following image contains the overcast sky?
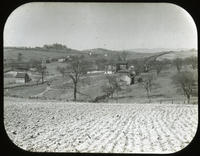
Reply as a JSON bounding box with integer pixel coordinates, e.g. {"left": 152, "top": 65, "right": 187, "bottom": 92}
{"left": 4, "top": 2, "right": 197, "bottom": 50}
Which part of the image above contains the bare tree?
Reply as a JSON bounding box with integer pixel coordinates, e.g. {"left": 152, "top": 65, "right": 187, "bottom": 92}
{"left": 30, "top": 59, "right": 46, "bottom": 84}
{"left": 102, "top": 75, "right": 122, "bottom": 102}
{"left": 172, "top": 71, "right": 196, "bottom": 104}
{"left": 184, "top": 56, "right": 198, "bottom": 70}
{"left": 66, "top": 57, "right": 89, "bottom": 101}
{"left": 121, "top": 51, "right": 128, "bottom": 62}
{"left": 173, "top": 58, "right": 183, "bottom": 72}
{"left": 36, "top": 65, "right": 47, "bottom": 84}
{"left": 139, "top": 74, "right": 153, "bottom": 103}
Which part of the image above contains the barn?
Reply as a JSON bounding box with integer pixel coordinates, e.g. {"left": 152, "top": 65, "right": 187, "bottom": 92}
{"left": 15, "top": 72, "right": 31, "bottom": 83}
{"left": 115, "top": 62, "right": 136, "bottom": 85}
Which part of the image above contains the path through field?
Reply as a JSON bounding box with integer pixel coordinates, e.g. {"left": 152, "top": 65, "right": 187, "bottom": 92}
{"left": 4, "top": 97, "right": 198, "bottom": 153}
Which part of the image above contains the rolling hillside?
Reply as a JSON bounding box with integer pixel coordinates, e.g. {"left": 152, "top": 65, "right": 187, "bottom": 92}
{"left": 3, "top": 47, "right": 85, "bottom": 62}
{"left": 4, "top": 47, "right": 197, "bottom": 63}
{"left": 157, "top": 49, "right": 197, "bottom": 60}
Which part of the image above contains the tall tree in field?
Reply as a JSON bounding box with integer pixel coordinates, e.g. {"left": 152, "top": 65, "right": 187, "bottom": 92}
{"left": 153, "top": 60, "right": 165, "bottom": 75}
{"left": 67, "top": 57, "right": 89, "bottom": 101}
{"left": 121, "top": 51, "right": 128, "bottom": 62}
{"left": 36, "top": 62, "right": 47, "bottom": 84}
{"left": 172, "top": 71, "right": 196, "bottom": 104}
{"left": 184, "top": 56, "right": 198, "bottom": 70}
{"left": 102, "top": 75, "right": 122, "bottom": 102}
{"left": 30, "top": 59, "right": 46, "bottom": 84}
{"left": 37, "top": 65, "right": 47, "bottom": 84}
{"left": 138, "top": 74, "right": 154, "bottom": 103}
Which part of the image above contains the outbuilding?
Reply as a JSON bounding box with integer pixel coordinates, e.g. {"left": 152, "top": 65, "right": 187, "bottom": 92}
{"left": 15, "top": 72, "right": 31, "bottom": 83}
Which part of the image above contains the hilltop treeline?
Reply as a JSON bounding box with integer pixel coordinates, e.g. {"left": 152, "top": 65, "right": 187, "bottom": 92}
{"left": 4, "top": 43, "right": 72, "bottom": 51}
{"left": 43, "top": 43, "right": 68, "bottom": 50}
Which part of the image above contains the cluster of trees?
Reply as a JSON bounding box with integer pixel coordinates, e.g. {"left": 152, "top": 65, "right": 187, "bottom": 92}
{"left": 171, "top": 56, "right": 198, "bottom": 104}
{"left": 101, "top": 75, "right": 122, "bottom": 102}
{"left": 127, "top": 55, "right": 198, "bottom": 104}
{"left": 173, "top": 56, "right": 198, "bottom": 73}
{"left": 43, "top": 43, "right": 68, "bottom": 50}
{"left": 172, "top": 71, "right": 196, "bottom": 104}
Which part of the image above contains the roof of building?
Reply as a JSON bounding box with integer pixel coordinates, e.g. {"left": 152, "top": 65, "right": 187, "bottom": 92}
{"left": 117, "top": 69, "right": 129, "bottom": 73}
{"left": 15, "top": 72, "right": 28, "bottom": 78}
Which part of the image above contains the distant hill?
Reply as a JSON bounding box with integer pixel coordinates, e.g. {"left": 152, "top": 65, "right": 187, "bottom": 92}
{"left": 157, "top": 49, "right": 197, "bottom": 60}
{"left": 82, "top": 48, "right": 158, "bottom": 59}
{"left": 4, "top": 47, "right": 197, "bottom": 63}
{"left": 3, "top": 47, "right": 86, "bottom": 61}
{"left": 126, "top": 48, "right": 196, "bottom": 53}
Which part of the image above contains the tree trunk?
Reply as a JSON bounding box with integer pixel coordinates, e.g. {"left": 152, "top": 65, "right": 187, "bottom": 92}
{"left": 74, "top": 83, "right": 77, "bottom": 101}
{"left": 116, "top": 90, "right": 118, "bottom": 103}
{"left": 187, "top": 94, "right": 190, "bottom": 104}
{"left": 42, "top": 73, "right": 44, "bottom": 84}
{"left": 147, "top": 89, "right": 150, "bottom": 103}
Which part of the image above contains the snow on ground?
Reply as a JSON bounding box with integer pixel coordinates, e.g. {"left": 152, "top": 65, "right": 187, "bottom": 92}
{"left": 4, "top": 97, "right": 198, "bottom": 153}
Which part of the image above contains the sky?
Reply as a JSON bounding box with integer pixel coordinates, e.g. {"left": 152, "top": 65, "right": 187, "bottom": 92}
{"left": 4, "top": 2, "right": 197, "bottom": 51}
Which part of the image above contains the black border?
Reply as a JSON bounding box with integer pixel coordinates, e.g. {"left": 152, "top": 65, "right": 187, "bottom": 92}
{"left": 1, "top": 0, "right": 199, "bottom": 156}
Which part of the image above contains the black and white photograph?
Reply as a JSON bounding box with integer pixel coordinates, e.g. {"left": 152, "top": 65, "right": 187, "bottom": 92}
{"left": 3, "top": 2, "right": 198, "bottom": 153}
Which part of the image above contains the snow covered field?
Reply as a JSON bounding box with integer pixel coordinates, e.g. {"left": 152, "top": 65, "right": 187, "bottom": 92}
{"left": 4, "top": 97, "right": 198, "bottom": 153}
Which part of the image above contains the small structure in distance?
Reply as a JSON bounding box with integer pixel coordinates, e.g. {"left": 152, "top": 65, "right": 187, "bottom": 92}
{"left": 15, "top": 72, "right": 31, "bottom": 84}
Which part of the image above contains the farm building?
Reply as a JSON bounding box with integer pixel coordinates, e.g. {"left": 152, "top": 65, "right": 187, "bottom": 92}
{"left": 116, "top": 62, "right": 129, "bottom": 72}
{"left": 58, "top": 58, "right": 66, "bottom": 62}
{"left": 117, "top": 73, "right": 131, "bottom": 85}
{"left": 104, "top": 65, "right": 116, "bottom": 74}
{"left": 15, "top": 72, "right": 31, "bottom": 83}
{"left": 115, "top": 62, "right": 136, "bottom": 85}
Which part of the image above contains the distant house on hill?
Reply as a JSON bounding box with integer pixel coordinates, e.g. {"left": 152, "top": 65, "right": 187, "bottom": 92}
{"left": 15, "top": 72, "right": 31, "bottom": 83}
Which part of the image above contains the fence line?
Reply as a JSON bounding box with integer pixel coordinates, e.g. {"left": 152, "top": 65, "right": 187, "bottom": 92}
{"left": 4, "top": 81, "right": 48, "bottom": 89}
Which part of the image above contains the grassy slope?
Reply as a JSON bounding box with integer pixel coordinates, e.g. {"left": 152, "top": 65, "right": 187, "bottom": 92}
{"left": 3, "top": 47, "right": 168, "bottom": 62}
{"left": 5, "top": 83, "right": 48, "bottom": 98}
{"left": 4, "top": 48, "right": 198, "bottom": 103}
{"left": 5, "top": 65, "right": 198, "bottom": 103}
{"left": 108, "top": 66, "right": 197, "bottom": 104}
{"left": 4, "top": 48, "right": 83, "bottom": 61}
